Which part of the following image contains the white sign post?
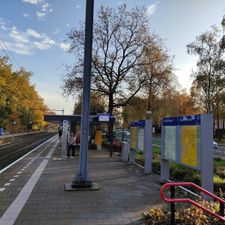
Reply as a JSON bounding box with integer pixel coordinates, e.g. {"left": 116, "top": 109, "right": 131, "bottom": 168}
{"left": 61, "top": 120, "right": 68, "bottom": 159}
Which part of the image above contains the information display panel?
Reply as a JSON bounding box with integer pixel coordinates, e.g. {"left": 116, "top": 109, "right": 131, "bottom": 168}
{"left": 98, "top": 113, "right": 110, "bottom": 122}
{"left": 180, "top": 126, "right": 199, "bottom": 169}
{"left": 130, "top": 126, "right": 136, "bottom": 149}
{"left": 162, "top": 115, "right": 200, "bottom": 167}
{"left": 137, "top": 127, "right": 144, "bottom": 151}
{"left": 164, "top": 126, "right": 176, "bottom": 161}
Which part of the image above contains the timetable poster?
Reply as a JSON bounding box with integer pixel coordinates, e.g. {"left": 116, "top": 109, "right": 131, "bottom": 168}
{"left": 130, "top": 127, "right": 136, "bottom": 149}
{"left": 137, "top": 128, "right": 144, "bottom": 151}
{"left": 164, "top": 126, "right": 176, "bottom": 161}
{"left": 180, "top": 126, "right": 198, "bottom": 168}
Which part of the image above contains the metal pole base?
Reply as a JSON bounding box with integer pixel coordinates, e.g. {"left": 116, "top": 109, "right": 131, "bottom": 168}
{"left": 72, "top": 180, "right": 93, "bottom": 188}
{"left": 64, "top": 182, "right": 100, "bottom": 191}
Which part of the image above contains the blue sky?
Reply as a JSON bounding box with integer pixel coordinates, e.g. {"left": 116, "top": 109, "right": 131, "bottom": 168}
{"left": 0, "top": 0, "right": 225, "bottom": 114}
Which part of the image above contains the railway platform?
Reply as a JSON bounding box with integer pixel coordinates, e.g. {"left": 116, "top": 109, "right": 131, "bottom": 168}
{"left": 0, "top": 135, "right": 162, "bottom": 225}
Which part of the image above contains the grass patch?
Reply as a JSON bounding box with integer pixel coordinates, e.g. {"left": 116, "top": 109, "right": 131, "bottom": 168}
{"left": 134, "top": 151, "right": 225, "bottom": 194}
{"left": 214, "top": 158, "right": 225, "bottom": 167}
{"left": 152, "top": 146, "right": 161, "bottom": 154}
{"left": 215, "top": 137, "right": 225, "bottom": 145}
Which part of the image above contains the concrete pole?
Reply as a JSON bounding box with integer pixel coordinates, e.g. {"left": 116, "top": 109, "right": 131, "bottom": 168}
{"left": 144, "top": 119, "right": 152, "bottom": 174}
{"left": 73, "top": 0, "right": 94, "bottom": 185}
{"left": 161, "top": 124, "right": 170, "bottom": 182}
{"left": 200, "top": 114, "right": 213, "bottom": 194}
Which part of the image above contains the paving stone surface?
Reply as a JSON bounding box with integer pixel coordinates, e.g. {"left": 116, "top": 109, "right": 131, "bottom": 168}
{"left": 1, "top": 140, "right": 163, "bottom": 225}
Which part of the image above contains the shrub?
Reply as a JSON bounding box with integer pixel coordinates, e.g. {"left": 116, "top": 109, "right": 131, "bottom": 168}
{"left": 143, "top": 200, "right": 224, "bottom": 225}
{"left": 215, "top": 167, "right": 225, "bottom": 179}
{"left": 142, "top": 208, "right": 170, "bottom": 225}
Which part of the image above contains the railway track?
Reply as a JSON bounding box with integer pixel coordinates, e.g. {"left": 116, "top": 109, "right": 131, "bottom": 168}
{"left": 0, "top": 132, "right": 56, "bottom": 170}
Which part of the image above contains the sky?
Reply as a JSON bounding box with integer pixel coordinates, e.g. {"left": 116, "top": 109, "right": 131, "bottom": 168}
{"left": 0, "top": 0, "right": 225, "bottom": 115}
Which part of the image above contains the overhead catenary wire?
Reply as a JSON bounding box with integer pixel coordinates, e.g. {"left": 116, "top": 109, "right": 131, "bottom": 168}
{"left": 0, "top": 35, "right": 20, "bottom": 70}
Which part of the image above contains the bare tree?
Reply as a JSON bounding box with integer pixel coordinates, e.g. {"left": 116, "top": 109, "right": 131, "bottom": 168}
{"left": 62, "top": 4, "right": 161, "bottom": 115}
{"left": 137, "top": 40, "right": 173, "bottom": 118}
{"left": 73, "top": 92, "right": 106, "bottom": 115}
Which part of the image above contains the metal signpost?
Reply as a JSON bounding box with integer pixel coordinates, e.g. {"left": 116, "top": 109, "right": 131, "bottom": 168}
{"left": 161, "top": 114, "right": 213, "bottom": 193}
{"left": 144, "top": 119, "right": 152, "bottom": 174}
{"left": 129, "top": 120, "right": 152, "bottom": 174}
{"left": 61, "top": 120, "right": 68, "bottom": 159}
{"left": 129, "top": 121, "right": 138, "bottom": 163}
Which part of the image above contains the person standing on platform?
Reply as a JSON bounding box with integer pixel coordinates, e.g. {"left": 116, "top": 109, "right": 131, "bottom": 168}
{"left": 58, "top": 127, "right": 62, "bottom": 143}
{"left": 67, "top": 133, "right": 77, "bottom": 158}
{"left": 95, "top": 129, "right": 102, "bottom": 150}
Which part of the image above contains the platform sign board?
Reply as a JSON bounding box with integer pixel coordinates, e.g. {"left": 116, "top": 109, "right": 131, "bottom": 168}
{"left": 179, "top": 115, "right": 201, "bottom": 169}
{"left": 98, "top": 113, "right": 111, "bottom": 122}
{"left": 162, "top": 117, "right": 179, "bottom": 162}
{"left": 180, "top": 126, "right": 198, "bottom": 168}
{"left": 161, "top": 114, "right": 213, "bottom": 194}
{"left": 137, "top": 121, "right": 145, "bottom": 152}
{"left": 130, "top": 121, "right": 138, "bottom": 150}
{"left": 164, "top": 126, "right": 176, "bottom": 161}
{"left": 162, "top": 115, "right": 200, "bottom": 169}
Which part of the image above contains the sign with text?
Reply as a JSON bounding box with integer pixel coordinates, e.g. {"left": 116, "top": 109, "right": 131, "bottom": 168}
{"left": 181, "top": 126, "right": 199, "bottom": 168}
{"left": 98, "top": 113, "right": 111, "bottom": 122}
{"left": 130, "top": 127, "right": 136, "bottom": 149}
{"left": 162, "top": 114, "right": 200, "bottom": 169}
{"left": 161, "top": 114, "right": 213, "bottom": 194}
{"left": 137, "top": 127, "right": 144, "bottom": 151}
{"left": 164, "top": 126, "right": 176, "bottom": 161}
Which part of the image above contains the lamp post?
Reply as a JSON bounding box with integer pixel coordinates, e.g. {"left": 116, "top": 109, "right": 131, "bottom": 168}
{"left": 11, "top": 120, "right": 16, "bottom": 133}
{"left": 221, "top": 16, "right": 225, "bottom": 30}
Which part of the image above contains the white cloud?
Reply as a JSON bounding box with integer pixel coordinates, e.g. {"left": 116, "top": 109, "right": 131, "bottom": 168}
{"left": 2, "top": 26, "right": 56, "bottom": 55}
{"left": 23, "top": 13, "right": 30, "bottom": 18}
{"left": 174, "top": 62, "right": 197, "bottom": 90}
{"left": 22, "top": 0, "right": 52, "bottom": 20}
{"left": 59, "top": 43, "right": 70, "bottom": 52}
{"left": 26, "top": 28, "right": 42, "bottom": 38}
{"left": 36, "top": 11, "right": 46, "bottom": 18}
{"left": 34, "top": 37, "right": 55, "bottom": 50}
{"left": 0, "top": 21, "right": 68, "bottom": 55}
{"left": 76, "top": 4, "right": 80, "bottom": 9}
{"left": 0, "top": 17, "right": 9, "bottom": 31}
{"left": 39, "top": 92, "right": 74, "bottom": 115}
{"left": 10, "top": 26, "right": 29, "bottom": 43}
{"left": 41, "top": 3, "right": 49, "bottom": 11}
{"left": 22, "top": 0, "right": 42, "bottom": 5}
{"left": 146, "top": 2, "right": 159, "bottom": 17}
{"left": 0, "top": 42, "right": 32, "bottom": 55}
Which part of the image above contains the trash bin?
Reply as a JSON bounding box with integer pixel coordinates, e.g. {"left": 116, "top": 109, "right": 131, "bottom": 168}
{"left": 122, "top": 141, "right": 129, "bottom": 161}
{"left": 0, "top": 128, "right": 3, "bottom": 136}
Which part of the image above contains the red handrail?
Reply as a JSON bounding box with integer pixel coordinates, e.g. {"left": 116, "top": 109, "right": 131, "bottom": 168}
{"left": 160, "top": 182, "right": 225, "bottom": 223}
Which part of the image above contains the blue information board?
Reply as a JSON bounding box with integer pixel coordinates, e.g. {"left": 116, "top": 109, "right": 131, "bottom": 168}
{"left": 131, "top": 121, "right": 138, "bottom": 127}
{"left": 163, "top": 115, "right": 201, "bottom": 126}
{"left": 98, "top": 113, "right": 111, "bottom": 122}
{"left": 162, "top": 114, "right": 201, "bottom": 170}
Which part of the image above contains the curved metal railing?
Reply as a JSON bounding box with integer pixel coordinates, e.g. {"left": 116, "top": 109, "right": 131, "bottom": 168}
{"left": 160, "top": 182, "right": 225, "bottom": 223}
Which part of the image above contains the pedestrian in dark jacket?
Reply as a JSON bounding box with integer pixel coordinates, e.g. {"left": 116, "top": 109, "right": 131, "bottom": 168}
{"left": 67, "top": 133, "right": 76, "bottom": 157}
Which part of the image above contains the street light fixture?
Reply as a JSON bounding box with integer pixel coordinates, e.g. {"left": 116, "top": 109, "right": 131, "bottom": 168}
{"left": 221, "top": 16, "right": 225, "bottom": 30}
